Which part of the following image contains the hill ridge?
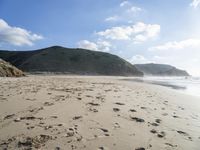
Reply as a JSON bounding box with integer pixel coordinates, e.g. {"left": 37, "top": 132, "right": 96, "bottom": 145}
{"left": 135, "top": 63, "right": 189, "bottom": 76}
{"left": 0, "top": 46, "right": 143, "bottom": 76}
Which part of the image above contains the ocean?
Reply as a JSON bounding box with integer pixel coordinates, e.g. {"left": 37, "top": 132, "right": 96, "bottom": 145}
{"left": 133, "top": 76, "right": 200, "bottom": 98}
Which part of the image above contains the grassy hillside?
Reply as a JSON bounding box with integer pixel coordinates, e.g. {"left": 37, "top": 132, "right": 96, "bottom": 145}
{"left": 0, "top": 46, "right": 143, "bottom": 76}
{"left": 135, "top": 63, "right": 189, "bottom": 76}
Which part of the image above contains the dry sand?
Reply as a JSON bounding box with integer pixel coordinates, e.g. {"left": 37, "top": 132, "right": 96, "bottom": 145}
{"left": 0, "top": 75, "right": 200, "bottom": 150}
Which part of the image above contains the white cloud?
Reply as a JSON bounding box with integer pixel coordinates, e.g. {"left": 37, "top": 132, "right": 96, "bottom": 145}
{"left": 148, "top": 39, "right": 200, "bottom": 75}
{"left": 106, "top": 1, "right": 142, "bottom": 23}
{"left": 120, "top": 1, "right": 130, "bottom": 7}
{"left": 97, "top": 22, "right": 160, "bottom": 43}
{"left": 190, "top": 0, "right": 200, "bottom": 8}
{"left": 78, "top": 40, "right": 98, "bottom": 51}
{"left": 149, "top": 39, "right": 200, "bottom": 51}
{"left": 105, "top": 16, "right": 119, "bottom": 22}
{"left": 127, "top": 6, "right": 142, "bottom": 13}
{"left": 0, "top": 19, "right": 43, "bottom": 46}
{"left": 77, "top": 40, "right": 111, "bottom": 52}
{"left": 128, "top": 55, "right": 154, "bottom": 64}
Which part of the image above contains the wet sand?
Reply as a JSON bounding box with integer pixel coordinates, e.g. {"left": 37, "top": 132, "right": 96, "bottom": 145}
{"left": 0, "top": 75, "right": 200, "bottom": 150}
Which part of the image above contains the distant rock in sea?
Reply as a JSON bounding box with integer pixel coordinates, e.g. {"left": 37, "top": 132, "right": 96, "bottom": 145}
{"left": 0, "top": 59, "right": 25, "bottom": 77}
{"left": 0, "top": 46, "right": 143, "bottom": 76}
{"left": 135, "top": 63, "right": 189, "bottom": 76}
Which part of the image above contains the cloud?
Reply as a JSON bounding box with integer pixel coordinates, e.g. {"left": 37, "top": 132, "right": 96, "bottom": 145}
{"left": 97, "top": 22, "right": 160, "bottom": 43}
{"left": 0, "top": 19, "right": 43, "bottom": 46}
{"left": 126, "top": 6, "right": 142, "bottom": 13}
{"left": 77, "top": 40, "right": 98, "bottom": 51}
{"left": 128, "top": 55, "right": 154, "bottom": 64}
{"left": 190, "top": 0, "right": 200, "bottom": 8}
{"left": 77, "top": 40, "right": 111, "bottom": 52}
{"left": 105, "top": 16, "right": 119, "bottom": 22}
{"left": 120, "top": 1, "right": 130, "bottom": 7}
{"left": 149, "top": 39, "right": 200, "bottom": 51}
{"left": 106, "top": 1, "right": 142, "bottom": 23}
{"left": 148, "top": 39, "right": 200, "bottom": 75}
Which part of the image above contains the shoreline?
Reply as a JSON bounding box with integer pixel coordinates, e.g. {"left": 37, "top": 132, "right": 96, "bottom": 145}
{"left": 122, "top": 76, "right": 200, "bottom": 98}
{"left": 122, "top": 78, "right": 187, "bottom": 89}
{"left": 0, "top": 75, "right": 200, "bottom": 150}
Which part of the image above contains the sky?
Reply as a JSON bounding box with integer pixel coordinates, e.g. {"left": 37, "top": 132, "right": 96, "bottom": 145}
{"left": 0, "top": 0, "right": 200, "bottom": 76}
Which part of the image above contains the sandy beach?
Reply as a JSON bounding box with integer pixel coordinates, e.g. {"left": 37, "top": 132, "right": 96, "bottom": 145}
{"left": 0, "top": 75, "right": 200, "bottom": 150}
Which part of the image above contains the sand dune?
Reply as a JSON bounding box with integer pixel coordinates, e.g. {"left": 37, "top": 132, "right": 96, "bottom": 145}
{"left": 0, "top": 75, "right": 200, "bottom": 150}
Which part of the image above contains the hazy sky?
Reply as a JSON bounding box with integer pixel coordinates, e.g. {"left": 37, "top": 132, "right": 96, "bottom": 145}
{"left": 0, "top": 0, "right": 200, "bottom": 75}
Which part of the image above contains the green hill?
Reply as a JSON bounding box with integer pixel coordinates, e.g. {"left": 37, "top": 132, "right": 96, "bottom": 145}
{"left": 135, "top": 63, "right": 189, "bottom": 76}
{"left": 0, "top": 46, "right": 143, "bottom": 76}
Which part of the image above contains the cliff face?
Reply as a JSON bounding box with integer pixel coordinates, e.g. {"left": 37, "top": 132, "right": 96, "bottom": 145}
{"left": 0, "top": 59, "right": 25, "bottom": 77}
{"left": 135, "top": 63, "right": 189, "bottom": 76}
{"left": 0, "top": 46, "right": 143, "bottom": 76}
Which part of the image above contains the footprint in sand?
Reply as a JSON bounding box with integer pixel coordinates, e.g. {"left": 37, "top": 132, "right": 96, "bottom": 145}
{"left": 98, "top": 146, "right": 109, "bottom": 150}
{"left": 113, "top": 108, "right": 120, "bottom": 112}
{"left": 177, "top": 130, "right": 192, "bottom": 140}
{"left": 157, "top": 131, "right": 166, "bottom": 138}
{"left": 87, "top": 102, "right": 100, "bottom": 106}
{"left": 150, "top": 122, "right": 159, "bottom": 127}
{"left": 162, "top": 113, "right": 168, "bottom": 116}
{"left": 4, "top": 114, "right": 15, "bottom": 120}
{"left": 130, "top": 117, "right": 145, "bottom": 123}
{"left": 115, "top": 102, "right": 125, "bottom": 105}
{"left": 165, "top": 143, "right": 177, "bottom": 148}
{"left": 44, "top": 102, "right": 54, "bottom": 106}
{"left": 73, "top": 116, "right": 83, "bottom": 120}
{"left": 129, "top": 109, "right": 137, "bottom": 112}
{"left": 155, "top": 119, "right": 162, "bottom": 124}
{"left": 140, "top": 107, "right": 146, "bottom": 109}
{"left": 150, "top": 129, "right": 157, "bottom": 134}
{"left": 135, "top": 147, "right": 145, "bottom": 150}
